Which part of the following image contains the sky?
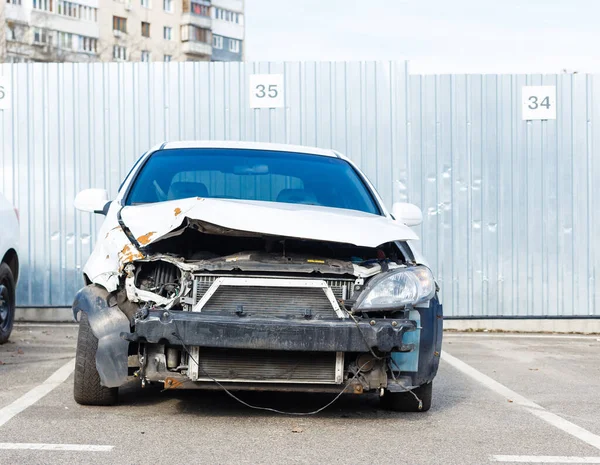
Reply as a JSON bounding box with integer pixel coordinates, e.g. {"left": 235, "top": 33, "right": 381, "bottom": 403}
{"left": 245, "top": 0, "right": 600, "bottom": 74}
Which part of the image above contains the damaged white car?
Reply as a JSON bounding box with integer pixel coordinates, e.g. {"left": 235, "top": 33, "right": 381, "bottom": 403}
{"left": 72, "top": 141, "right": 442, "bottom": 412}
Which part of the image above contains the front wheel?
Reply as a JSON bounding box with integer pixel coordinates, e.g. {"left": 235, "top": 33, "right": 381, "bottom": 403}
{"left": 380, "top": 382, "right": 433, "bottom": 412}
{"left": 73, "top": 312, "right": 118, "bottom": 406}
{"left": 0, "top": 263, "right": 16, "bottom": 345}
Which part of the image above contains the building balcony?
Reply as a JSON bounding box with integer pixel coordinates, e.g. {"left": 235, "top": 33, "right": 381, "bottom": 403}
{"left": 211, "top": 20, "right": 244, "bottom": 40}
{"left": 212, "top": 0, "right": 243, "bottom": 13}
{"left": 181, "top": 13, "right": 212, "bottom": 29}
{"left": 181, "top": 41, "right": 212, "bottom": 57}
{"left": 6, "top": 4, "right": 31, "bottom": 23}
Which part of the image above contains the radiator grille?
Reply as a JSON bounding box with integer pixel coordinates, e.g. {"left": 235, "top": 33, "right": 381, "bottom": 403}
{"left": 192, "top": 348, "right": 338, "bottom": 383}
{"left": 194, "top": 275, "right": 352, "bottom": 319}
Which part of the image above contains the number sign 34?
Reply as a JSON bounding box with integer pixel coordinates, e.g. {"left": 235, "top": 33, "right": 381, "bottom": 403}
{"left": 249, "top": 74, "right": 284, "bottom": 109}
{"left": 522, "top": 86, "right": 556, "bottom": 120}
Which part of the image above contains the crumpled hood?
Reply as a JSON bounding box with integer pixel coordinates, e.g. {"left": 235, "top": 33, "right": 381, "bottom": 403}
{"left": 120, "top": 197, "right": 418, "bottom": 248}
{"left": 84, "top": 197, "right": 418, "bottom": 292}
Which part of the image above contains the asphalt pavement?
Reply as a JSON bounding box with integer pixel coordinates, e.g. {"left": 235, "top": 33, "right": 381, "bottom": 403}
{"left": 0, "top": 324, "right": 599, "bottom": 465}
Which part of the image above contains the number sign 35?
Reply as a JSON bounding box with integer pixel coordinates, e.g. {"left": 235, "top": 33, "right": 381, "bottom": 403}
{"left": 249, "top": 74, "right": 284, "bottom": 109}
{"left": 522, "top": 86, "right": 556, "bottom": 120}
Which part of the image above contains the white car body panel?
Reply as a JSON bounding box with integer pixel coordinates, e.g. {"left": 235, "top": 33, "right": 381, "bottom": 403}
{"left": 81, "top": 141, "right": 428, "bottom": 290}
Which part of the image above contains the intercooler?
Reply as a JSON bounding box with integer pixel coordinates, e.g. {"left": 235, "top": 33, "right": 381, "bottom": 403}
{"left": 187, "top": 348, "right": 344, "bottom": 384}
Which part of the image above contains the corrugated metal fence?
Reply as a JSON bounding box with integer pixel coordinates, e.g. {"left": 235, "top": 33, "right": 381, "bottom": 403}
{"left": 0, "top": 61, "right": 598, "bottom": 317}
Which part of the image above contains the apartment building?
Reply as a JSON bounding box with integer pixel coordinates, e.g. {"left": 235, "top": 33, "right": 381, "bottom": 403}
{"left": 99, "top": 0, "right": 185, "bottom": 62}
{"left": 2, "top": 0, "right": 100, "bottom": 62}
{"left": 179, "top": 0, "right": 211, "bottom": 60}
{"left": 1, "top": 0, "right": 244, "bottom": 62}
{"left": 210, "top": 0, "right": 243, "bottom": 61}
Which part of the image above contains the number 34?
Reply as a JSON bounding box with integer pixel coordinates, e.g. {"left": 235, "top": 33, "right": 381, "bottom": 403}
{"left": 528, "top": 96, "right": 551, "bottom": 110}
{"left": 255, "top": 84, "right": 278, "bottom": 99}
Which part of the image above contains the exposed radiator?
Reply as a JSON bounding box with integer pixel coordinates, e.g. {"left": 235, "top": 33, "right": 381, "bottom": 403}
{"left": 193, "top": 275, "right": 353, "bottom": 319}
{"left": 187, "top": 348, "right": 343, "bottom": 384}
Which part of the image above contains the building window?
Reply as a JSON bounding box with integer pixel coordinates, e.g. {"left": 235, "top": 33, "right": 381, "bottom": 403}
{"left": 113, "top": 16, "right": 127, "bottom": 33}
{"left": 141, "top": 22, "right": 150, "bottom": 37}
{"left": 77, "top": 35, "right": 97, "bottom": 53}
{"left": 213, "top": 7, "right": 243, "bottom": 24}
{"left": 6, "top": 24, "right": 16, "bottom": 41}
{"left": 57, "top": 2, "right": 97, "bottom": 21}
{"left": 163, "top": 0, "right": 172, "bottom": 12}
{"left": 180, "top": 25, "right": 210, "bottom": 43}
{"left": 141, "top": 0, "right": 150, "bottom": 7}
{"left": 7, "top": 0, "right": 22, "bottom": 5}
{"left": 163, "top": 26, "right": 172, "bottom": 40}
{"left": 7, "top": 55, "right": 32, "bottom": 63}
{"left": 164, "top": 55, "right": 172, "bottom": 62}
{"left": 32, "top": 0, "right": 52, "bottom": 11}
{"left": 212, "top": 35, "right": 223, "bottom": 49}
{"left": 58, "top": 31, "right": 73, "bottom": 49}
{"left": 32, "top": 27, "right": 50, "bottom": 44}
{"left": 113, "top": 45, "right": 127, "bottom": 60}
{"left": 228, "top": 38, "right": 240, "bottom": 53}
{"left": 190, "top": 1, "right": 209, "bottom": 16}
{"left": 56, "top": 32, "right": 97, "bottom": 52}
{"left": 141, "top": 50, "right": 150, "bottom": 62}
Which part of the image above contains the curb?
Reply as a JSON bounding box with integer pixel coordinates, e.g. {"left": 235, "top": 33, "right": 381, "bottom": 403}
{"left": 443, "top": 319, "right": 600, "bottom": 335}
{"left": 16, "top": 308, "right": 73, "bottom": 323}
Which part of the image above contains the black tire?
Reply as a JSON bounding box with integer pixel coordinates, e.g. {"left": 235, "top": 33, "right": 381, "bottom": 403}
{"left": 73, "top": 312, "right": 118, "bottom": 406}
{"left": 0, "top": 263, "right": 16, "bottom": 345}
{"left": 380, "top": 382, "right": 433, "bottom": 412}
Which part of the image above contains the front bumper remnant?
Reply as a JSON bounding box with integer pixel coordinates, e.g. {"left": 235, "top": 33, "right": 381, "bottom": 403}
{"left": 122, "top": 311, "right": 417, "bottom": 353}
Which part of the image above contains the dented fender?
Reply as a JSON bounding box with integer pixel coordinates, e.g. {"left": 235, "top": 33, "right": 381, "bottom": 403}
{"left": 72, "top": 285, "right": 130, "bottom": 388}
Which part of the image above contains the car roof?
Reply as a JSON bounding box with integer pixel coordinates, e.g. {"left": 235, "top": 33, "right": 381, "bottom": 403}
{"left": 160, "top": 140, "right": 339, "bottom": 158}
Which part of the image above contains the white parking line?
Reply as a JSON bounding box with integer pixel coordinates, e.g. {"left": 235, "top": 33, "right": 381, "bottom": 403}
{"left": 442, "top": 352, "right": 600, "bottom": 452}
{"left": 0, "top": 443, "right": 113, "bottom": 452}
{"left": 0, "top": 358, "right": 75, "bottom": 428}
{"left": 14, "top": 323, "right": 76, "bottom": 328}
{"left": 491, "top": 456, "right": 600, "bottom": 463}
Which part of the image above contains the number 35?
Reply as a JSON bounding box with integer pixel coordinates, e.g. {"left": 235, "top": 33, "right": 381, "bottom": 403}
{"left": 255, "top": 84, "right": 278, "bottom": 99}
{"left": 528, "top": 96, "right": 551, "bottom": 110}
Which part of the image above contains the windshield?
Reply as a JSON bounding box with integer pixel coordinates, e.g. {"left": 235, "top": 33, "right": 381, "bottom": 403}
{"left": 125, "top": 148, "right": 381, "bottom": 215}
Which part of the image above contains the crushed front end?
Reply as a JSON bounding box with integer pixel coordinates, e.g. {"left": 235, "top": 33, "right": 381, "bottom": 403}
{"left": 109, "top": 229, "right": 443, "bottom": 399}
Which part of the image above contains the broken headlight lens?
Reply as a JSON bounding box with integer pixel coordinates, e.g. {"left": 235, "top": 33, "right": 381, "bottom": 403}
{"left": 355, "top": 266, "right": 436, "bottom": 310}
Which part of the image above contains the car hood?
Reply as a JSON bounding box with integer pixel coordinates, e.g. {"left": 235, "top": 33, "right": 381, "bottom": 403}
{"left": 120, "top": 197, "right": 418, "bottom": 248}
{"left": 84, "top": 197, "right": 418, "bottom": 292}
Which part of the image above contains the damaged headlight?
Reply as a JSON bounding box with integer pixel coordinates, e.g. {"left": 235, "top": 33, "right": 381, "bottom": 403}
{"left": 355, "top": 266, "right": 436, "bottom": 310}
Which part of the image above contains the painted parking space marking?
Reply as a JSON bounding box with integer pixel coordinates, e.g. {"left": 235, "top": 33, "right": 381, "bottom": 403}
{"left": 0, "top": 358, "right": 75, "bottom": 428}
{"left": 442, "top": 352, "right": 600, "bottom": 452}
{"left": 491, "top": 456, "right": 600, "bottom": 463}
{"left": 0, "top": 443, "right": 113, "bottom": 452}
{"left": 14, "top": 323, "right": 77, "bottom": 328}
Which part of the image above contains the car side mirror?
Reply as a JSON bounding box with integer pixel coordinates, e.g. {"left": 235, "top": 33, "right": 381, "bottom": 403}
{"left": 74, "top": 189, "right": 111, "bottom": 215}
{"left": 392, "top": 202, "right": 423, "bottom": 226}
